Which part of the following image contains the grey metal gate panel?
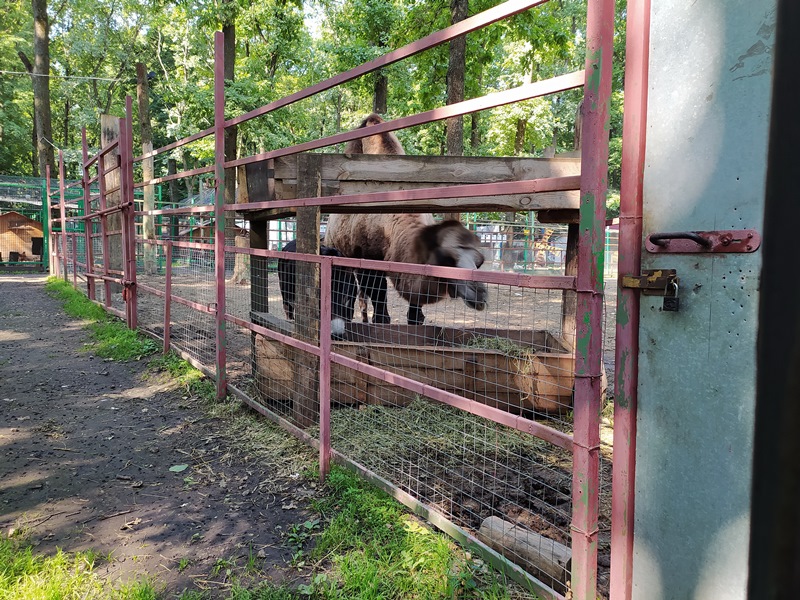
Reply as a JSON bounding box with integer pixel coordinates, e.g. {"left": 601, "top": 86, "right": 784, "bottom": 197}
{"left": 633, "top": 1, "right": 776, "bottom": 598}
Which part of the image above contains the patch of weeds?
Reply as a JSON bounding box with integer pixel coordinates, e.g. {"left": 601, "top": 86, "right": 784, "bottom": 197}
{"left": 283, "top": 519, "right": 319, "bottom": 570}
{"left": 44, "top": 277, "right": 158, "bottom": 362}
{"left": 210, "top": 556, "right": 237, "bottom": 581}
{"left": 45, "top": 277, "right": 107, "bottom": 321}
{"left": 87, "top": 320, "right": 158, "bottom": 361}
{"left": 178, "top": 557, "right": 191, "bottom": 572}
{"left": 148, "top": 352, "right": 215, "bottom": 400}
{"left": 175, "top": 591, "right": 208, "bottom": 600}
{"left": 297, "top": 573, "right": 332, "bottom": 597}
{"left": 245, "top": 544, "right": 260, "bottom": 574}
{"left": 308, "top": 466, "right": 522, "bottom": 599}
{"left": 0, "top": 536, "right": 159, "bottom": 599}
{"left": 115, "top": 578, "right": 160, "bottom": 599}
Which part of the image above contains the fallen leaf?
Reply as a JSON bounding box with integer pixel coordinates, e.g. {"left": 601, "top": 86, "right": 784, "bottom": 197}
{"left": 169, "top": 464, "right": 189, "bottom": 473}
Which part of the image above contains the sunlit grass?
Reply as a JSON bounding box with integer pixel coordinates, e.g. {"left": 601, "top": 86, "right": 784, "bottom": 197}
{"left": 45, "top": 277, "right": 158, "bottom": 361}
{"left": 0, "top": 537, "right": 156, "bottom": 599}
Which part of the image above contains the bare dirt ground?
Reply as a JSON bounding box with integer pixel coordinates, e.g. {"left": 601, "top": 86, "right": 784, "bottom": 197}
{"left": 0, "top": 274, "right": 319, "bottom": 596}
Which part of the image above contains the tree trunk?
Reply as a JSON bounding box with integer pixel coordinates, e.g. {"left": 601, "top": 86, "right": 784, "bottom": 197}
{"left": 470, "top": 112, "right": 480, "bottom": 151}
{"left": 445, "top": 0, "right": 467, "bottom": 157}
{"left": 514, "top": 118, "right": 526, "bottom": 154}
{"left": 32, "top": 0, "right": 54, "bottom": 177}
{"left": 501, "top": 211, "right": 516, "bottom": 271}
{"left": 136, "top": 63, "right": 157, "bottom": 274}
{"left": 574, "top": 97, "right": 584, "bottom": 150}
{"left": 18, "top": 51, "right": 39, "bottom": 177}
{"left": 373, "top": 71, "right": 388, "bottom": 114}
{"left": 167, "top": 159, "right": 180, "bottom": 239}
{"left": 223, "top": 7, "right": 238, "bottom": 247}
{"left": 444, "top": 0, "right": 468, "bottom": 222}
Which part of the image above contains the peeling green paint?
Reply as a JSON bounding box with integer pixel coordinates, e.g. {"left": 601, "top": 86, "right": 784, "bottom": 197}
{"left": 586, "top": 49, "right": 603, "bottom": 94}
{"left": 616, "top": 295, "right": 630, "bottom": 327}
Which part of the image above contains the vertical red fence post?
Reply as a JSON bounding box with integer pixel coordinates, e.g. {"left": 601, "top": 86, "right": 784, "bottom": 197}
{"left": 58, "top": 149, "right": 68, "bottom": 282}
{"left": 46, "top": 164, "right": 56, "bottom": 276}
{"left": 610, "top": 0, "right": 650, "bottom": 597}
{"left": 213, "top": 31, "right": 228, "bottom": 400}
{"left": 164, "top": 241, "right": 173, "bottom": 353}
{"left": 81, "top": 128, "right": 96, "bottom": 300}
{"left": 72, "top": 235, "right": 78, "bottom": 288}
{"left": 571, "top": 0, "right": 615, "bottom": 598}
{"left": 124, "top": 97, "right": 138, "bottom": 330}
{"left": 117, "top": 114, "right": 132, "bottom": 328}
{"left": 319, "top": 258, "right": 333, "bottom": 481}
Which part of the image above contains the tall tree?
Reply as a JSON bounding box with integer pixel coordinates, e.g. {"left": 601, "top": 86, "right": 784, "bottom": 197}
{"left": 445, "top": 0, "right": 467, "bottom": 157}
{"left": 17, "top": 51, "right": 38, "bottom": 175}
{"left": 32, "top": 0, "right": 54, "bottom": 176}
{"left": 223, "top": 0, "right": 237, "bottom": 239}
{"left": 136, "top": 62, "right": 156, "bottom": 274}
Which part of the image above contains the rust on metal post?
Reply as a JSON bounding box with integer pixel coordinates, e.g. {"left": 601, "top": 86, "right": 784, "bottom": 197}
{"left": 123, "top": 97, "right": 138, "bottom": 330}
{"left": 571, "top": 0, "right": 615, "bottom": 598}
{"left": 610, "top": 0, "right": 650, "bottom": 596}
{"left": 58, "top": 151, "right": 68, "bottom": 281}
{"left": 213, "top": 31, "right": 228, "bottom": 400}
{"left": 164, "top": 241, "right": 173, "bottom": 354}
{"left": 319, "top": 258, "right": 333, "bottom": 481}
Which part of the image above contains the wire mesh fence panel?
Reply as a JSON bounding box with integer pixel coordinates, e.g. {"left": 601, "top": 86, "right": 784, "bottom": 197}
{"left": 329, "top": 382, "right": 574, "bottom": 594}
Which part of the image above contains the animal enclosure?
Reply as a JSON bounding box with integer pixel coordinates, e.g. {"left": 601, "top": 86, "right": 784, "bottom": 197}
{"left": 49, "top": 0, "right": 616, "bottom": 598}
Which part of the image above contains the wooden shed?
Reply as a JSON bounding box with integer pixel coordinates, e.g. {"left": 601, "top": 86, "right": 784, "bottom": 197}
{"left": 0, "top": 211, "right": 44, "bottom": 263}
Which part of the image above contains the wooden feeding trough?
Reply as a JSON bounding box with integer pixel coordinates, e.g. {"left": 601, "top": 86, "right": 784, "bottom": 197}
{"left": 253, "top": 314, "right": 575, "bottom": 421}
{"left": 238, "top": 152, "right": 582, "bottom": 426}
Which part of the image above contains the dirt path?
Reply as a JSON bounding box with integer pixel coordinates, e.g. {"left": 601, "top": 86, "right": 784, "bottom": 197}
{"left": 0, "top": 274, "right": 317, "bottom": 596}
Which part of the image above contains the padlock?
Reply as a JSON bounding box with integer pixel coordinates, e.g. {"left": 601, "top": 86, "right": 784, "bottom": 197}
{"left": 663, "top": 280, "right": 680, "bottom": 312}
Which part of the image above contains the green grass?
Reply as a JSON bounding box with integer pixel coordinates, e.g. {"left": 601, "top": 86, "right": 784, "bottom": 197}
{"left": 148, "top": 352, "right": 216, "bottom": 400}
{"left": 36, "top": 278, "right": 532, "bottom": 600}
{"left": 307, "top": 467, "right": 522, "bottom": 599}
{"left": 44, "top": 277, "right": 158, "bottom": 361}
{"left": 0, "top": 537, "right": 156, "bottom": 599}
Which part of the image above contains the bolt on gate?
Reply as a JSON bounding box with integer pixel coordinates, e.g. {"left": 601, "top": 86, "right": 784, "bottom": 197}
{"left": 57, "top": 0, "right": 617, "bottom": 597}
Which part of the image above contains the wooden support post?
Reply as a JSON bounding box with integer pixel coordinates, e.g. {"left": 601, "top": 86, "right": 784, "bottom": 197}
{"left": 100, "top": 114, "right": 123, "bottom": 293}
{"left": 293, "top": 154, "right": 322, "bottom": 428}
{"left": 561, "top": 223, "right": 579, "bottom": 347}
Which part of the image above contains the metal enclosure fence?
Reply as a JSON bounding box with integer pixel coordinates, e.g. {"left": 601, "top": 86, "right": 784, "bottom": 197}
{"left": 50, "top": 1, "right": 617, "bottom": 598}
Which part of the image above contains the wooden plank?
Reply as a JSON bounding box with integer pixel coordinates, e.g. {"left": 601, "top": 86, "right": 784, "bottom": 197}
{"left": 242, "top": 153, "right": 581, "bottom": 221}
{"left": 341, "top": 324, "right": 449, "bottom": 346}
{"left": 536, "top": 209, "right": 580, "bottom": 224}
{"left": 272, "top": 154, "right": 581, "bottom": 184}
{"left": 366, "top": 383, "right": 418, "bottom": 407}
{"left": 292, "top": 154, "right": 322, "bottom": 428}
{"left": 245, "top": 191, "right": 579, "bottom": 220}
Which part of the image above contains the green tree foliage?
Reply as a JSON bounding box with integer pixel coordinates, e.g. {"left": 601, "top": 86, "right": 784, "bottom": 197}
{"left": 0, "top": 0, "right": 626, "bottom": 193}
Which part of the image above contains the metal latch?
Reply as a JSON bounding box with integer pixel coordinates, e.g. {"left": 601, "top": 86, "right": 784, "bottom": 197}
{"left": 622, "top": 269, "right": 681, "bottom": 312}
{"left": 621, "top": 269, "right": 679, "bottom": 296}
{"left": 645, "top": 230, "right": 760, "bottom": 253}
